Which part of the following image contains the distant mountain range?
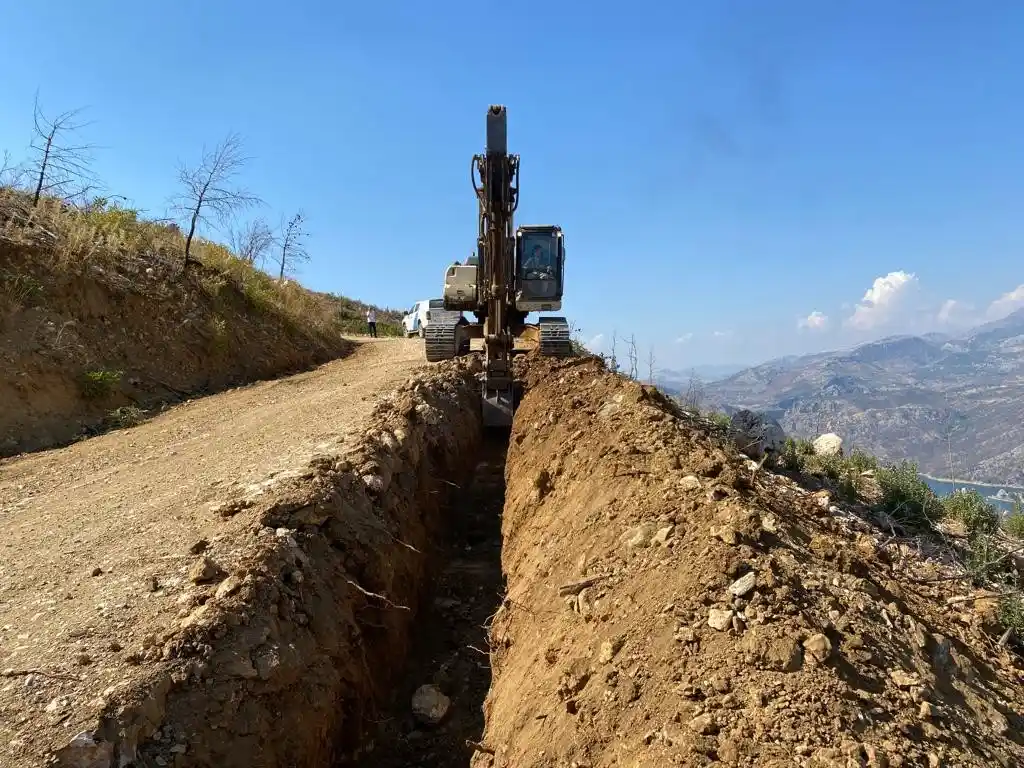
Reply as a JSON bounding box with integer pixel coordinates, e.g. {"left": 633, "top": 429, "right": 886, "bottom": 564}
{"left": 657, "top": 364, "right": 747, "bottom": 389}
{"left": 693, "top": 309, "right": 1024, "bottom": 487}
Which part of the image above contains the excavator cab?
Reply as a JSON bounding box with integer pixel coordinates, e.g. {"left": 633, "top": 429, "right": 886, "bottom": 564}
{"left": 514, "top": 225, "right": 564, "bottom": 313}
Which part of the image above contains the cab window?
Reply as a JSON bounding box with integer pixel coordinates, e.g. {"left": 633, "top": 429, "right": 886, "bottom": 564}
{"left": 520, "top": 233, "right": 557, "bottom": 280}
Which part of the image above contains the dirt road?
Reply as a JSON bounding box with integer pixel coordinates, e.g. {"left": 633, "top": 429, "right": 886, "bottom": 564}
{"left": 0, "top": 338, "right": 428, "bottom": 765}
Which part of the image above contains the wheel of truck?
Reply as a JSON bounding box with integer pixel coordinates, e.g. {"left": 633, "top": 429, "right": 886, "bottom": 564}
{"left": 418, "top": 326, "right": 425, "bottom": 339}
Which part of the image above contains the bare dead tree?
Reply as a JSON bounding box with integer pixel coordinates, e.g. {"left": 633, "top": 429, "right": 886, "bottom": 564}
{"left": 1, "top": 151, "right": 27, "bottom": 188}
{"left": 173, "top": 132, "right": 261, "bottom": 270}
{"left": 230, "top": 217, "right": 275, "bottom": 267}
{"left": 647, "top": 345, "right": 656, "bottom": 385}
{"left": 627, "top": 334, "right": 639, "bottom": 380}
{"left": 939, "top": 399, "right": 968, "bottom": 488}
{"left": 610, "top": 330, "right": 619, "bottom": 373}
{"left": 277, "top": 211, "right": 309, "bottom": 280}
{"left": 683, "top": 370, "right": 704, "bottom": 412}
{"left": 28, "top": 95, "right": 101, "bottom": 206}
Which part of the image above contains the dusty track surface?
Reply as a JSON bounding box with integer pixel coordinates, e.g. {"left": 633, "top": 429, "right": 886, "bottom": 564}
{"left": 0, "top": 338, "right": 483, "bottom": 767}
{"left": 474, "top": 356, "right": 1024, "bottom": 767}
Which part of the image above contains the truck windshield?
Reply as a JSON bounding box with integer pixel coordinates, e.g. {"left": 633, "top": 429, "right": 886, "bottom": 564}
{"left": 520, "top": 233, "right": 557, "bottom": 280}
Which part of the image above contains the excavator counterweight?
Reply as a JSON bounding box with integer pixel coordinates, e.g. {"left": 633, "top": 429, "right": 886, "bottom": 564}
{"left": 424, "top": 105, "right": 573, "bottom": 426}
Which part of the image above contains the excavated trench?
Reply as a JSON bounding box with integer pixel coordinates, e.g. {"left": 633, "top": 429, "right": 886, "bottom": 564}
{"left": 343, "top": 435, "right": 508, "bottom": 767}
{"left": 78, "top": 361, "right": 497, "bottom": 768}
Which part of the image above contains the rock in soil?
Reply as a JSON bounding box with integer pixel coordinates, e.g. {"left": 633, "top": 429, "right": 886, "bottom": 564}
{"left": 411, "top": 684, "right": 451, "bottom": 726}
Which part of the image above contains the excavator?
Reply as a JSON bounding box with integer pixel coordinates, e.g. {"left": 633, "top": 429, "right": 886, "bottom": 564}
{"left": 424, "top": 104, "right": 573, "bottom": 427}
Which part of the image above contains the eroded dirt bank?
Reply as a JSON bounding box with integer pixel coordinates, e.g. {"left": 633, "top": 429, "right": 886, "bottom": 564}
{"left": 0, "top": 242, "right": 353, "bottom": 456}
{"left": 0, "top": 341, "right": 482, "bottom": 767}
{"left": 474, "top": 356, "right": 1024, "bottom": 767}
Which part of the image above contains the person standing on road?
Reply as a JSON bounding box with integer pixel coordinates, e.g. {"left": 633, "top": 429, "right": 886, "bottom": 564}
{"left": 366, "top": 308, "right": 377, "bottom": 337}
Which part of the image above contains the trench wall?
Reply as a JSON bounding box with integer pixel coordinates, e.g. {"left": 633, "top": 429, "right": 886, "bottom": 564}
{"left": 56, "top": 358, "right": 483, "bottom": 768}
{"left": 474, "top": 355, "right": 1024, "bottom": 768}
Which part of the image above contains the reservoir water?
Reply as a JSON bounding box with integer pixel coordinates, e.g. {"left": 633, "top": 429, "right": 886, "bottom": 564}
{"left": 921, "top": 475, "right": 1023, "bottom": 516}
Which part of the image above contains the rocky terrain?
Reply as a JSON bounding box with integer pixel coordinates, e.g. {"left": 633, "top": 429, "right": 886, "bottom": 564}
{"left": 702, "top": 309, "right": 1024, "bottom": 487}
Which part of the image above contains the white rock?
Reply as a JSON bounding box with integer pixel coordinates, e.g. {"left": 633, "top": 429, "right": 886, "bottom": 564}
{"left": 708, "top": 608, "right": 734, "bottom": 631}
{"left": 728, "top": 571, "right": 757, "bottom": 598}
{"left": 411, "top": 684, "right": 450, "bottom": 726}
{"left": 680, "top": 475, "right": 702, "bottom": 491}
{"left": 623, "top": 522, "right": 658, "bottom": 549}
{"left": 813, "top": 433, "right": 844, "bottom": 457}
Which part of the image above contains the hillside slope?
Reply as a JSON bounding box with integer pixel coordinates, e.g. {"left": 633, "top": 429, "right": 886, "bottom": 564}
{"left": 0, "top": 190, "right": 397, "bottom": 456}
{"left": 704, "top": 311, "right": 1024, "bottom": 486}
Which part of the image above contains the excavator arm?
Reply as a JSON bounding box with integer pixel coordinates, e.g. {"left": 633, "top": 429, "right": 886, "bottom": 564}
{"left": 474, "top": 105, "right": 520, "bottom": 426}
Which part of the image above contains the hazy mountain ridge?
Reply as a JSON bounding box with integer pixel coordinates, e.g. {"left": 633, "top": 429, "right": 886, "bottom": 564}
{"left": 702, "top": 309, "right": 1024, "bottom": 487}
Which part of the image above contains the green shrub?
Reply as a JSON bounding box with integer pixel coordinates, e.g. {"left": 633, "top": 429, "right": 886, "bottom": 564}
{"left": 965, "top": 532, "right": 1008, "bottom": 584}
{"left": 80, "top": 369, "right": 123, "bottom": 399}
{"left": 708, "top": 412, "right": 731, "bottom": 429}
{"left": 846, "top": 449, "right": 879, "bottom": 473}
{"left": 816, "top": 453, "right": 845, "bottom": 481}
{"left": 779, "top": 438, "right": 806, "bottom": 472}
{"left": 875, "top": 460, "right": 944, "bottom": 530}
{"left": 999, "top": 594, "right": 1024, "bottom": 636}
{"left": 942, "top": 489, "right": 1000, "bottom": 535}
{"left": 1004, "top": 504, "right": 1024, "bottom": 539}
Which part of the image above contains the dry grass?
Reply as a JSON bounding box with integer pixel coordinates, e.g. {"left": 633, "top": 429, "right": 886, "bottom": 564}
{"left": 0, "top": 186, "right": 403, "bottom": 336}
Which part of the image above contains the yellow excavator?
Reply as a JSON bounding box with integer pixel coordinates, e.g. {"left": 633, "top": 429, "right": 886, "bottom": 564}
{"left": 425, "top": 105, "right": 573, "bottom": 427}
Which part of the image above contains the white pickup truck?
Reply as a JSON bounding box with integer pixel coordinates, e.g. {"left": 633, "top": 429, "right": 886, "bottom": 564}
{"left": 402, "top": 299, "right": 461, "bottom": 338}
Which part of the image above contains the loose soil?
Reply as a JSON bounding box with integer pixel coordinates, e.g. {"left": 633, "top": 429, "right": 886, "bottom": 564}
{"left": 473, "top": 355, "right": 1024, "bottom": 767}
{"left": 0, "top": 338, "right": 482, "bottom": 767}
{"left": 347, "top": 435, "right": 507, "bottom": 767}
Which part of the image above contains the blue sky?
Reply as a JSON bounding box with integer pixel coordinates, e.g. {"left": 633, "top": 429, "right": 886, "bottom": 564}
{"left": 2, "top": 1, "right": 1023, "bottom": 371}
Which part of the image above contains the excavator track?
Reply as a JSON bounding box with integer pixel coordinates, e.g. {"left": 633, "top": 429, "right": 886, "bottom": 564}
{"left": 538, "top": 316, "right": 573, "bottom": 358}
{"left": 425, "top": 320, "right": 470, "bottom": 362}
{"left": 424, "top": 321, "right": 459, "bottom": 362}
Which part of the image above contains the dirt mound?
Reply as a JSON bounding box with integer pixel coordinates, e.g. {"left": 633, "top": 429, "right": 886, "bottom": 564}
{"left": 0, "top": 342, "right": 482, "bottom": 767}
{"left": 474, "top": 356, "right": 1024, "bottom": 767}
{"left": 0, "top": 195, "right": 385, "bottom": 456}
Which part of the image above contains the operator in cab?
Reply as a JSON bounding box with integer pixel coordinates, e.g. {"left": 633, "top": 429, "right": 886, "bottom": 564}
{"left": 522, "top": 243, "right": 555, "bottom": 277}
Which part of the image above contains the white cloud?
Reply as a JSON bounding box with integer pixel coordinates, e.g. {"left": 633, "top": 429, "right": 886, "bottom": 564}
{"left": 986, "top": 284, "right": 1024, "bottom": 321}
{"left": 797, "top": 311, "right": 829, "bottom": 331}
{"left": 845, "top": 270, "right": 918, "bottom": 330}
{"left": 674, "top": 333, "right": 693, "bottom": 344}
{"left": 937, "top": 298, "right": 974, "bottom": 327}
{"left": 585, "top": 333, "right": 605, "bottom": 351}
{"left": 712, "top": 330, "right": 733, "bottom": 338}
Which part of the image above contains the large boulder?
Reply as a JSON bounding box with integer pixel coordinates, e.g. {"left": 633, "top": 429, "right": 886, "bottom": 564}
{"left": 729, "top": 409, "right": 786, "bottom": 459}
{"left": 813, "top": 433, "right": 844, "bottom": 458}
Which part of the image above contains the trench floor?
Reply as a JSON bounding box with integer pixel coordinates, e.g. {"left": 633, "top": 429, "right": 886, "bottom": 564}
{"left": 346, "top": 434, "right": 508, "bottom": 767}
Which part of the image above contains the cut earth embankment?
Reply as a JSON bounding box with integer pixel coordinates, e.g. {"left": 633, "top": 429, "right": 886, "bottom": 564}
{"left": 0, "top": 240, "right": 354, "bottom": 457}
{"left": 0, "top": 340, "right": 483, "bottom": 768}
{"left": 473, "top": 355, "right": 1024, "bottom": 767}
